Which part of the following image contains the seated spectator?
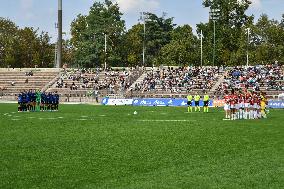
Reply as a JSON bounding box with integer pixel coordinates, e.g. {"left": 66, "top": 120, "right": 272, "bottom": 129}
{"left": 25, "top": 71, "right": 33, "bottom": 76}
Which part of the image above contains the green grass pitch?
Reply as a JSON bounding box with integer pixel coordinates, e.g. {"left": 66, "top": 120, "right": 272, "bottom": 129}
{"left": 0, "top": 104, "right": 283, "bottom": 189}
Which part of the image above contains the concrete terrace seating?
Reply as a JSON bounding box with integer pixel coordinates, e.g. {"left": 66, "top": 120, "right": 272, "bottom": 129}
{"left": 0, "top": 69, "right": 59, "bottom": 96}
{"left": 213, "top": 65, "right": 284, "bottom": 99}
{"left": 46, "top": 68, "right": 143, "bottom": 97}
{"left": 1, "top": 66, "right": 282, "bottom": 101}
{"left": 129, "top": 66, "right": 224, "bottom": 97}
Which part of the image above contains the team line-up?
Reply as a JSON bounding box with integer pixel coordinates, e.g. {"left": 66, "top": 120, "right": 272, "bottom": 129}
{"left": 187, "top": 90, "right": 268, "bottom": 120}
{"left": 17, "top": 90, "right": 60, "bottom": 112}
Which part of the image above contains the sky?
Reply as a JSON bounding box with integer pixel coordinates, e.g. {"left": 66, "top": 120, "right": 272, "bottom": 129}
{"left": 0, "top": 0, "right": 283, "bottom": 41}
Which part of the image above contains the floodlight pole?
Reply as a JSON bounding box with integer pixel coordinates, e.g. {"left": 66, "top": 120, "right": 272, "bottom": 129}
{"left": 104, "top": 33, "right": 107, "bottom": 70}
{"left": 209, "top": 6, "right": 220, "bottom": 67}
{"left": 213, "top": 20, "right": 216, "bottom": 67}
{"left": 139, "top": 12, "right": 147, "bottom": 67}
{"left": 246, "top": 28, "right": 250, "bottom": 67}
{"left": 57, "top": 0, "right": 62, "bottom": 68}
{"left": 143, "top": 20, "right": 146, "bottom": 67}
{"left": 54, "top": 23, "right": 58, "bottom": 68}
{"left": 201, "top": 30, "right": 203, "bottom": 66}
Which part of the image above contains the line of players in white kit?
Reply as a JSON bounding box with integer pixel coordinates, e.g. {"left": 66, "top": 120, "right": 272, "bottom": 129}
{"left": 223, "top": 90, "right": 268, "bottom": 120}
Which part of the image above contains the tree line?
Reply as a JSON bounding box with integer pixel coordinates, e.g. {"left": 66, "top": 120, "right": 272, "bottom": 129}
{"left": 0, "top": 0, "right": 284, "bottom": 68}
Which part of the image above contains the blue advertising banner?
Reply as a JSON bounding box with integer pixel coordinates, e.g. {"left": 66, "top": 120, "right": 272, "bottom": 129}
{"left": 102, "top": 98, "right": 213, "bottom": 107}
{"left": 268, "top": 101, "right": 284, "bottom": 109}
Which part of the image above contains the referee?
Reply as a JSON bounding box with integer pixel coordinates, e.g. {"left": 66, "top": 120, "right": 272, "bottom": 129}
{"left": 194, "top": 93, "right": 201, "bottom": 112}
{"left": 203, "top": 93, "right": 210, "bottom": 113}
{"left": 187, "top": 94, "right": 193, "bottom": 112}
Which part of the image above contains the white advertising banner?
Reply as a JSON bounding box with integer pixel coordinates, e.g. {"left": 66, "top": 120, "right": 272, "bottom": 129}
{"left": 104, "top": 99, "right": 133, "bottom": 106}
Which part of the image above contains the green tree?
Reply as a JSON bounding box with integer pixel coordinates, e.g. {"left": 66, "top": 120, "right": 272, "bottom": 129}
{"left": 0, "top": 17, "right": 54, "bottom": 68}
{"left": 248, "top": 14, "right": 284, "bottom": 64}
{"left": 70, "top": 0, "right": 125, "bottom": 68}
{"left": 199, "top": 0, "right": 253, "bottom": 66}
{"left": 122, "top": 24, "right": 143, "bottom": 67}
{"left": 158, "top": 25, "right": 199, "bottom": 66}
{"left": 0, "top": 18, "right": 18, "bottom": 67}
{"left": 144, "top": 12, "right": 175, "bottom": 66}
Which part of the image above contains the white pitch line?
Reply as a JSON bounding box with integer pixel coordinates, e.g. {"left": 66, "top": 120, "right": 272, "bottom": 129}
{"left": 11, "top": 119, "right": 20, "bottom": 121}
{"left": 77, "top": 119, "right": 88, "bottom": 121}
{"left": 223, "top": 119, "right": 233, "bottom": 121}
{"left": 58, "top": 117, "right": 64, "bottom": 119}
{"left": 81, "top": 116, "right": 88, "bottom": 118}
{"left": 139, "top": 120, "right": 195, "bottom": 122}
{"left": 99, "top": 115, "right": 106, "bottom": 117}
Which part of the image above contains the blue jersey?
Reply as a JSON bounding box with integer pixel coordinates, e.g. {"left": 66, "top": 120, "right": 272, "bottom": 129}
{"left": 26, "top": 93, "right": 31, "bottom": 102}
{"left": 18, "top": 94, "right": 23, "bottom": 103}
{"left": 46, "top": 94, "right": 51, "bottom": 104}
{"left": 55, "top": 94, "right": 59, "bottom": 103}
{"left": 49, "top": 94, "right": 54, "bottom": 104}
{"left": 41, "top": 93, "right": 46, "bottom": 103}
{"left": 22, "top": 94, "right": 27, "bottom": 103}
{"left": 31, "top": 92, "right": 36, "bottom": 102}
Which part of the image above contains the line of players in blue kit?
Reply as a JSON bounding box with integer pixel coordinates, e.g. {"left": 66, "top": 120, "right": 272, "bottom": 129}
{"left": 17, "top": 90, "right": 60, "bottom": 112}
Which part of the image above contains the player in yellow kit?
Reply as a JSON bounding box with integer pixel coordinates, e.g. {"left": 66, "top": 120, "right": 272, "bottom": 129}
{"left": 194, "top": 94, "right": 201, "bottom": 112}
{"left": 203, "top": 93, "right": 210, "bottom": 113}
{"left": 187, "top": 94, "right": 193, "bottom": 112}
{"left": 260, "top": 92, "right": 268, "bottom": 118}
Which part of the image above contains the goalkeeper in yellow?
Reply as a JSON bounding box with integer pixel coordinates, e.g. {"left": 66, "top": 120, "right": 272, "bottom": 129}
{"left": 203, "top": 93, "right": 210, "bottom": 113}
{"left": 260, "top": 92, "right": 268, "bottom": 118}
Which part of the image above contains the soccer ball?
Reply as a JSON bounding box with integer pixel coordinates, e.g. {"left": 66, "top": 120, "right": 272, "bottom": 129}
{"left": 133, "top": 111, "right": 138, "bottom": 115}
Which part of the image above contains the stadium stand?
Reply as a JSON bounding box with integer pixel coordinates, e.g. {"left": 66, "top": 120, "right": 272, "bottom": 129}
{"left": 213, "top": 64, "right": 284, "bottom": 99}
{"left": 0, "top": 68, "right": 60, "bottom": 100}
{"left": 127, "top": 66, "right": 225, "bottom": 98}
{"left": 0, "top": 65, "right": 283, "bottom": 102}
{"left": 45, "top": 67, "right": 143, "bottom": 102}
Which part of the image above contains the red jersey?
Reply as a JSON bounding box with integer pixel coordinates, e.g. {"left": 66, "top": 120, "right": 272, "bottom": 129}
{"left": 238, "top": 94, "right": 244, "bottom": 103}
{"left": 224, "top": 95, "right": 230, "bottom": 104}
{"left": 255, "top": 95, "right": 261, "bottom": 105}
{"left": 250, "top": 94, "right": 256, "bottom": 105}
{"left": 245, "top": 93, "right": 251, "bottom": 103}
{"left": 230, "top": 95, "right": 238, "bottom": 105}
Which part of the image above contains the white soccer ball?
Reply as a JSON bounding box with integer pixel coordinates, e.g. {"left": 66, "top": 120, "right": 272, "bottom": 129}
{"left": 133, "top": 111, "right": 138, "bottom": 115}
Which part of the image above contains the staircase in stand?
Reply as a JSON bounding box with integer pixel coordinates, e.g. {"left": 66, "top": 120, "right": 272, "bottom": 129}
{"left": 210, "top": 73, "right": 226, "bottom": 94}
{"left": 127, "top": 72, "right": 147, "bottom": 92}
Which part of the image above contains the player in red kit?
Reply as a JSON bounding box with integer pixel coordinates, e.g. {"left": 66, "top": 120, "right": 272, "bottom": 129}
{"left": 244, "top": 91, "right": 251, "bottom": 119}
{"left": 223, "top": 91, "right": 231, "bottom": 120}
{"left": 230, "top": 91, "right": 238, "bottom": 120}
{"left": 238, "top": 92, "right": 245, "bottom": 119}
{"left": 249, "top": 92, "right": 255, "bottom": 119}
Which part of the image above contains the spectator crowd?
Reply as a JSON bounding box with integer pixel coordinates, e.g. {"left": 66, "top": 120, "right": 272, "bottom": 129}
{"left": 216, "top": 64, "right": 284, "bottom": 95}
{"left": 132, "top": 66, "right": 223, "bottom": 93}
{"left": 55, "top": 68, "right": 141, "bottom": 94}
